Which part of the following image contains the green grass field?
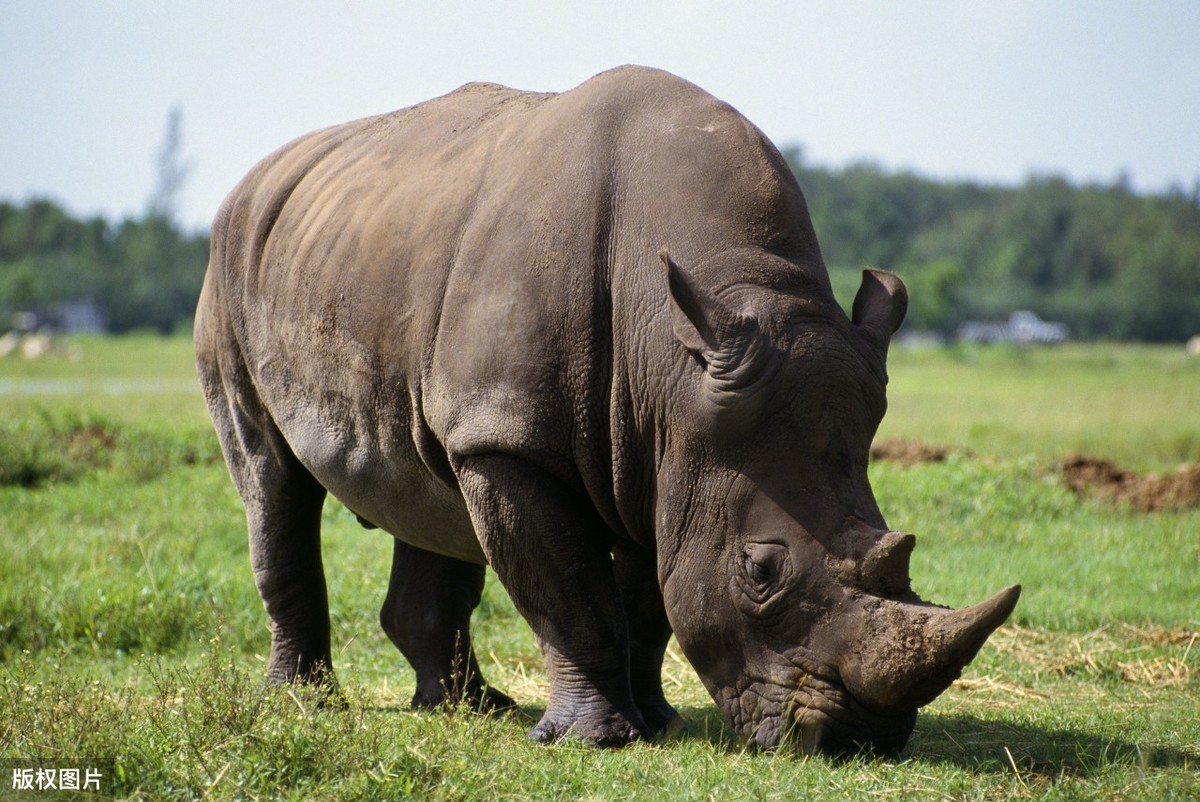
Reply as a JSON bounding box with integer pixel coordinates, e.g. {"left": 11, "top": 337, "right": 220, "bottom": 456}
{"left": 1, "top": 336, "right": 1197, "bottom": 799}
{"left": 881, "top": 342, "right": 1200, "bottom": 473}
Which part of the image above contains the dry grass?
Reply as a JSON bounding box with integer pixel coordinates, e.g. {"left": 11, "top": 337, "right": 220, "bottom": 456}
{"left": 984, "top": 624, "right": 1197, "bottom": 690}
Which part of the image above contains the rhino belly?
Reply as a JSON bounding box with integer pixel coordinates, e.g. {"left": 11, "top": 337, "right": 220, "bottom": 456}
{"left": 271, "top": 391, "right": 485, "bottom": 565}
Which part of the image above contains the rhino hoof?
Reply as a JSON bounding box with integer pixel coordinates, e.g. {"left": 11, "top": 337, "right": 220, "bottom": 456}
{"left": 476, "top": 686, "right": 519, "bottom": 714}
{"left": 641, "top": 704, "right": 687, "bottom": 739}
{"left": 410, "top": 684, "right": 518, "bottom": 715}
{"left": 527, "top": 715, "right": 645, "bottom": 748}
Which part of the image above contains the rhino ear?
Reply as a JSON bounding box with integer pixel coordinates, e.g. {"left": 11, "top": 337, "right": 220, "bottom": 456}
{"left": 661, "top": 248, "right": 725, "bottom": 356}
{"left": 852, "top": 269, "right": 908, "bottom": 342}
{"left": 660, "top": 248, "right": 775, "bottom": 394}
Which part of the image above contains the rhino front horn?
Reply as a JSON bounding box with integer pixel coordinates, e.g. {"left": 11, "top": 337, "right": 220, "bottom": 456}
{"left": 841, "top": 585, "right": 1021, "bottom": 712}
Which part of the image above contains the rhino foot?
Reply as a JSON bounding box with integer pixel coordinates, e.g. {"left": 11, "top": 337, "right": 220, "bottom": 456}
{"left": 473, "top": 685, "right": 519, "bottom": 714}
{"left": 639, "top": 701, "right": 687, "bottom": 739}
{"left": 265, "top": 662, "right": 348, "bottom": 712}
{"left": 411, "top": 682, "right": 517, "bottom": 715}
{"left": 527, "top": 710, "right": 647, "bottom": 748}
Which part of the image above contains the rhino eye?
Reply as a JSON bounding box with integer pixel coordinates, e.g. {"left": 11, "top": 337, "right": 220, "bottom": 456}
{"left": 746, "top": 555, "right": 772, "bottom": 584}
{"left": 740, "top": 542, "right": 790, "bottom": 603}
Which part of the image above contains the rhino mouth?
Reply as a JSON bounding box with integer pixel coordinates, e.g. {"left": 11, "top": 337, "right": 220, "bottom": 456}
{"left": 720, "top": 668, "right": 917, "bottom": 758}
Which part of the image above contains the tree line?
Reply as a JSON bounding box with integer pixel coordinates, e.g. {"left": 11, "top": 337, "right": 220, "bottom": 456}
{"left": 0, "top": 199, "right": 207, "bottom": 335}
{"left": 785, "top": 148, "right": 1200, "bottom": 342}
{"left": 1, "top": 152, "right": 1198, "bottom": 341}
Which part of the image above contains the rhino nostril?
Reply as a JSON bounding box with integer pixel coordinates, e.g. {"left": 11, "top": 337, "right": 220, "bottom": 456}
{"left": 796, "top": 718, "right": 828, "bottom": 755}
{"left": 788, "top": 712, "right": 915, "bottom": 759}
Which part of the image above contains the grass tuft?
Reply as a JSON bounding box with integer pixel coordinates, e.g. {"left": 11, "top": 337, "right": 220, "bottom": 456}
{"left": 0, "top": 408, "right": 221, "bottom": 487}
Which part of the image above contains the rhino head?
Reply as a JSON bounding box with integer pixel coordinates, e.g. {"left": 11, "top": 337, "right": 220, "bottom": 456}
{"left": 655, "top": 251, "right": 1019, "bottom": 756}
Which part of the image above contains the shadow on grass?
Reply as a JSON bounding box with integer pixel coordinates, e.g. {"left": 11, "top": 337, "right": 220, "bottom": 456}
{"left": 667, "top": 706, "right": 1197, "bottom": 776}
{"left": 910, "top": 712, "right": 1198, "bottom": 776}
{"left": 373, "top": 698, "right": 1196, "bottom": 780}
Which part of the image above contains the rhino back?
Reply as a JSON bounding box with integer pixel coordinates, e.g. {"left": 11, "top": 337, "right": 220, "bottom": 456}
{"left": 200, "top": 66, "right": 823, "bottom": 559}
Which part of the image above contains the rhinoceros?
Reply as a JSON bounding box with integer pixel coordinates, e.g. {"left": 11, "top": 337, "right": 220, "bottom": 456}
{"left": 195, "top": 65, "right": 1018, "bottom": 756}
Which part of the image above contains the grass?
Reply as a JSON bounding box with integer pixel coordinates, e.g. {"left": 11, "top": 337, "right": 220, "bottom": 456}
{"left": 881, "top": 341, "right": 1200, "bottom": 472}
{"left": 1, "top": 336, "right": 1198, "bottom": 799}
{"left": 0, "top": 334, "right": 208, "bottom": 425}
{"left": 873, "top": 455, "right": 1200, "bottom": 628}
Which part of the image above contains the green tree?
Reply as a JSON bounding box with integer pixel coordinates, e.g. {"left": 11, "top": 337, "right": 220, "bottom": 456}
{"left": 782, "top": 147, "right": 1200, "bottom": 341}
{"left": 146, "top": 106, "right": 192, "bottom": 223}
{"left": 97, "top": 107, "right": 206, "bottom": 334}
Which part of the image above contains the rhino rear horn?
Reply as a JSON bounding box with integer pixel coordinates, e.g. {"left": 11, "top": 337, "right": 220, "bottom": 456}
{"left": 860, "top": 531, "right": 915, "bottom": 595}
{"left": 660, "top": 248, "right": 776, "bottom": 394}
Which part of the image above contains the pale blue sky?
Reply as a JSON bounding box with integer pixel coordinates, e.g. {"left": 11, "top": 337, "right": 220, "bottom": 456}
{"left": 3, "top": 1, "right": 1198, "bottom": 231}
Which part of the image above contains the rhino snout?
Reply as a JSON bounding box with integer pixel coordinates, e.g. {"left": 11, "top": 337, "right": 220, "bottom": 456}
{"left": 837, "top": 584, "right": 1022, "bottom": 713}
{"left": 726, "top": 670, "right": 918, "bottom": 758}
{"left": 736, "top": 692, "right": 917, "bottom": 758}
{"left": 721, "top": 586, "right": 1020, "bottom": 759}
{"left": 785, "top": 710, "right": 918, "bottom": 758}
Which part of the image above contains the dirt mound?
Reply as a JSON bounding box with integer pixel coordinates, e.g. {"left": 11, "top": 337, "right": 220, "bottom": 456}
{"left": 1060, "top": 455, "right": 1200, "bottom": 511}
{"left": 870, "top": 438, "right": 951, "bottom": 466}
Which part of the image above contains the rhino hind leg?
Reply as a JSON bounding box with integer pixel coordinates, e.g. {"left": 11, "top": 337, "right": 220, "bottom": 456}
{"left": 197, "top": 349, "right": 333, "bottom": 685}
{"left": 455, "top": 454, "right": 649, "bottom": 746}
{"left": 248, "top": 466, "right": 332, "bottom": 686}
{"left": 613, "top": 544, "right": 685, "bottom": 738}
{"left": 380, "top": 538, "right": 515, "bottom": 713}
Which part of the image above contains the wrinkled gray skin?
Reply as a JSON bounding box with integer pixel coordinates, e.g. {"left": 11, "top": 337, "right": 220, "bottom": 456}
{"left": 195, "top": 66, "right": 1018, "bottom": 756}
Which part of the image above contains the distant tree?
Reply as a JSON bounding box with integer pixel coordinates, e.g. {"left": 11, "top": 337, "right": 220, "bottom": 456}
{"left": 0, "top": 108, "right": 208, "bottom": 334}
{"left": 903, "top": 258, "right": 965, "bottom": 333}
{"left": 94, "top": 106, "right": 206, "bottom": 333}
{"left": 0, "top": 199, "right": 106, "bottom": 325}
{"left": 782, "top": 148, "right": 1200, "bottom": 341}
{"left": 146, "top": 106, "right": 193, "bottom": 224}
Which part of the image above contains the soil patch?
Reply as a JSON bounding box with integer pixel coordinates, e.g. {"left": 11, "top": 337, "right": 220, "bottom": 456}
{"left": 870, "top": 438, "right": 951, "bottom": 466}
{"left": 1060, "top": 455, "right": 1200, "bottom": 511}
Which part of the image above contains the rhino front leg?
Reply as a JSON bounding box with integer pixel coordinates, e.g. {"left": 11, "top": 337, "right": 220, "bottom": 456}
{"left": 455, "top": 454, "right": 648, "bottom": 746}
{"left": 380, "top": 538, "right": 515, "bottom": 712}
{"left": 613, "top": 543, "right": 685, "bottom": 737}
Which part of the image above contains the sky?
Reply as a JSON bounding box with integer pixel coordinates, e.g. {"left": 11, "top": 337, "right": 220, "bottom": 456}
{"left": 3, "top": 1, "right": 1199, "bottom": 232}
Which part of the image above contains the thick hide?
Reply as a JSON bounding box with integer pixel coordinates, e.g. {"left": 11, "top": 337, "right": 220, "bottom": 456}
{"left": 195, "top": 66, "right": 1017, "bottom": 754}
